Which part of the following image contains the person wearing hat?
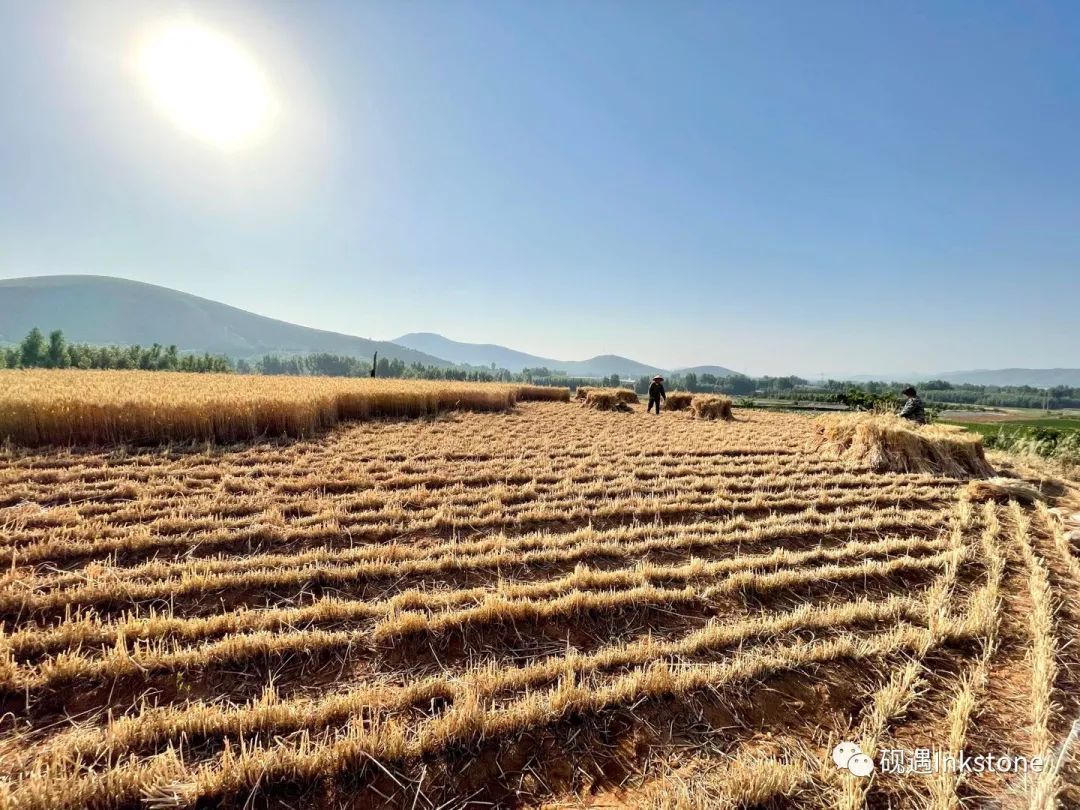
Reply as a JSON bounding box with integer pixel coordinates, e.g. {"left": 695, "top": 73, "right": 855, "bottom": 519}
{"left": 647, "top": 375, "right": 666, "bottom": 414}
{"left": 897, "top": 386, "right": 926, "bottom": 424}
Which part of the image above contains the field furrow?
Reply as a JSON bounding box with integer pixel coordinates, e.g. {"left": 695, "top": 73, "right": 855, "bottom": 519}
{"left": 1, "top": 398, "right": 1075, "bottom": 809}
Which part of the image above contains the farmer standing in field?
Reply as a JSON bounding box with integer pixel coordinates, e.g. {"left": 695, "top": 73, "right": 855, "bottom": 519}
{"left": 648, "top": 375, "right": 666, "bottom": 414}
{"left": 897, "top": 386, "right": 927, "bottom": 424}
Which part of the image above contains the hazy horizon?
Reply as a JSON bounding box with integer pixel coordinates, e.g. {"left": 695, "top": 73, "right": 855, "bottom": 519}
{"left": 2, "top": 1, "right": 1078, "bottom": 376}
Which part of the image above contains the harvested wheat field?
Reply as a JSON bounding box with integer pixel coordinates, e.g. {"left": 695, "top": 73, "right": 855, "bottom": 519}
{"left": 2, "top": 384, "right": 1080, "bottom": 809}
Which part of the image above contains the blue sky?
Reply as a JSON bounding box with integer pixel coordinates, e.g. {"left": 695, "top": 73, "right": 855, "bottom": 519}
{"left": 1, "top": 1, "right": 1077, "bottom": 376}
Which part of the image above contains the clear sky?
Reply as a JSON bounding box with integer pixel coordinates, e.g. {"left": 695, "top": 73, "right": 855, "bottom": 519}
{"left": 1, "top": 1, "right": 1077, "bottom": 376}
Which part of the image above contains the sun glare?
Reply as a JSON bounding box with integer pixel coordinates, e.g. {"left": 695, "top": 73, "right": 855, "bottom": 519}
{"left": 136, "top": 21, "right": 276, "bottom": 149}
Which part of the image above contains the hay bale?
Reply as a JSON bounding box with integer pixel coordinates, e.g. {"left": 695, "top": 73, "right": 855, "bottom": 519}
{"left": 692, "top": 395, "right": 733, "bottom": 420}
{"left": 580, "top": 387, "right": 637, "bottom": 407}
{"left": 964, "top": 477, "right": 1046, "bottom": 505}
{"left": 515, "top": 385, "right": 571, "bottom": 403}
{"left": 665, "top": 392, "right": 693, "bottom": 411}
{"left": 813, "top": 413, "right": 994, "bottom": 478}
{"left": 583, "top": 390, "right": 632, "bottom": 412}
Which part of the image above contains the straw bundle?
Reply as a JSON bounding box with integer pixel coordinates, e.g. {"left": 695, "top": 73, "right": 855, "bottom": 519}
{"left": 964, "top": 477, "right": 1046, "bottom": 505}
{"left": 813, "top": 413, "right": 994, "bottom": 478}
{"left": 691, "top": 395, "right": 734, "bottom": 420}
{"left": 579, "top": 388, "right": 638, "bottom": 407}
{"left": 583, "top": 390, "right": 633, "bottom": 412}
{"left": 665, "top": 392, "right": 693, "bottom": 411}
{"left": 515, "top": 385, "right": 571, "bottom": 403}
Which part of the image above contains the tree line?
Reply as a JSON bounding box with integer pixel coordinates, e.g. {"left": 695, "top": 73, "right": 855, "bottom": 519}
{"left": 613, "top": 371, "right": 1078, "bottom": 410}
{"left": 2, "top": 328, "right": 231, "bottom": 372}
{"left": 6, "top": 328, "right": 1079, "bottom": 409}
{"left": 246, "top": 352, "right": 517, "bottom": 382}
{"left": 2, "top": 329, "right": 520, "bottom": 382}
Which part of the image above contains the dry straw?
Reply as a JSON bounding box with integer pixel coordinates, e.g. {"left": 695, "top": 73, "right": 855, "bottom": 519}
{"left": 514, "top": 385, "right": 571, "bottom": 404}
{"left": 964, "top": 477, "right": 1045, "bottom": 505}
{"left": 583, "top": 390, "right": 632, "bottom": 412}
{"left": 665, "top": 392, "right": 693, "bottom": 411}
{"left": 813, "top": 413, "right": 994, "bottom": 478}
{"left": 691, "top": 395, "right": 733, "bottom": 420}
{"left": 0, "top": 369, "right": 568, "bottom": 446}
{"left": 578, "top": 387, "right": 637, "bottom": 405}
{"left": 2, "top": 395, "right": 1075, "bottom": 809}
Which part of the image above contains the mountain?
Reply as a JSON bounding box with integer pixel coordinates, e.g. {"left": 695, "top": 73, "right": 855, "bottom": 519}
{"left": 393, "top": 332, "right": 668, "bottom": 377}
{"left": 846, "top": 373, "right": 928, "bottom": 384}
{"left": 571, "top": 354, "right": 664, "bottom": 377}
{"left": 389, "top": 332, "right": 558, "bottom": 372}
{"left": 847, "top": 369, "right": 1080, "bottom": 387}
{"left": 0, "top": 275, "right": 452, "bottom": 365}
{"left": 933, "top": 368, "right": 1080, "bottom": 388}
{"left": 0, "top": 275, "right": 745, "bottom": 378}
{"left": 675, "top": 365, "right": 740, "bottom": 377}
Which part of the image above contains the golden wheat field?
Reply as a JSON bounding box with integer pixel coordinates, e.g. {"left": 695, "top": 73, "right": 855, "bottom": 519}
{"left": 0, "top": 370, "right": 568, "bottom": 446}
{"left": 2, "top": 374, "right": 1080, "bottom": 809}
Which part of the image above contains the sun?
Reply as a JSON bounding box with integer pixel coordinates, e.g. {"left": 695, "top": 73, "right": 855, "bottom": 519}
{"left": 135, "top": 21, "right": 276, "bottom": 149}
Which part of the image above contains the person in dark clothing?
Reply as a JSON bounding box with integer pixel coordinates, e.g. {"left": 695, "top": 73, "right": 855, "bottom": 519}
{"left": 647, "top": 375, "right": 666, "bottom": 414}
{"left": 370, "top": 351, "right": 377, "bottom": 378}
{"left": 897, "top": 386, "right": 926, "bottom": 424}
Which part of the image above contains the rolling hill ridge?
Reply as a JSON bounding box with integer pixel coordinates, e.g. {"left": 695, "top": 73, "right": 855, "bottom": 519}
{"left": 2, "top": 275, "right": 1072, "bottom": 386}
{"left": 391, "top": 332, "right": 680, "bottom": 377}
{"left": 0, "top": 275, "right": 451, "bottom": 366}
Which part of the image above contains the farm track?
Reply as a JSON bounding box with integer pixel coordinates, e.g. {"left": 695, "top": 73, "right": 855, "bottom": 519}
{"left": 1, "top": 403, "right": 1078, "bottom": 809}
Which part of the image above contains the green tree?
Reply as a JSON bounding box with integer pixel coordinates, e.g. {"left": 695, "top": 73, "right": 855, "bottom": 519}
{"left": 720, "top": 374, "right": 756, "bottom": 395}
{"left": 163, "top": 345, "right": 180, "bottom": 371}
{"left": 20, "top": 328, "right": 46, "bottom": 367}
{"left": 46, "top": 330, "right": 68, "bottom": 368}
{"left": 142, "top": 343, "right": 163, "bottom": 370}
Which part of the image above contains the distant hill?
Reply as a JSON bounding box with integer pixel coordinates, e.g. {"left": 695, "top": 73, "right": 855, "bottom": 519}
{"left": 390, "top": 332, "right": 559, "bottom": 372}
{"left": 0, "top": 276, "right": 452, "bottom": 366}
{"left": 568, "top": 354, "right": 665, "bottom": 377}
{"left": 934, "top": 368, "right": 1080, "bottom": 388}
{"left": 675, "top": 365, "right": 740, "bottom": 377}
{"left": 847, "top": 369, "right": 1080, "bottom": 387}
{"left": 393, "top": 332, "right": 668, "bottom": 377}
